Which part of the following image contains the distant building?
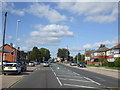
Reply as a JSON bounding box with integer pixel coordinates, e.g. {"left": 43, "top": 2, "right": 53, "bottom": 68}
{"left": 0, "top": 43, "right": 20, "bottom": 62}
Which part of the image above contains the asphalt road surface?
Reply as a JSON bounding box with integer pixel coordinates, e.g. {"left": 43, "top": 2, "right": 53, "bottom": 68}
{"left": 10, "top": 63, "right": 119, "bottom": 89}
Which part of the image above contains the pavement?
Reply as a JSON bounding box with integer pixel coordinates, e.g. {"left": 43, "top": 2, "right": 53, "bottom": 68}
{"left": 62, "top": 63, "right": 120, "bottom": 79}
{"left": 9, "top": 63, "right": 119, "bottom": 89}
{"left": 1, "top": 64, "right": 40, "bottom": 89}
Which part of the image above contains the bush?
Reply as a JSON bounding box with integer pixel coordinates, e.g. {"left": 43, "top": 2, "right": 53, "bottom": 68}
{"left": 114, "top": 57, "right": 120, "bottom": 67}
{"left": 107, "top": 62, "right": 114, "bottom": 67}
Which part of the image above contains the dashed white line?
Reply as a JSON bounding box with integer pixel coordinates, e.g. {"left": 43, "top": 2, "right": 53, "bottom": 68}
{"left": 50, "top": 67, "right": 62, "bottom": 86}
{"left": 56, "top": 77, "right": 62, "bottom": 86}
{"left": 64, "top": 84, "right": 96, "bottom": 88}
{"left": 84, "top": 77, "right": 101, "bottom": 85}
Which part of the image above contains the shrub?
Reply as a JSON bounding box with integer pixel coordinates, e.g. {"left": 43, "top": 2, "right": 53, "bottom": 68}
{"left": 114, "top": 57, "right": 120, "bottom": 67}
{"left": 107, "top": 62, "right": 114, "bottom": 67}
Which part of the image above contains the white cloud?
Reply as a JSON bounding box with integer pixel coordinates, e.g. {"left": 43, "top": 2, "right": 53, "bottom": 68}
{"left": 26, "top": 24, "right": 73, "bottom": 46}
{"left": 2, "top": 2, "right": 25, "bottom": 16}
{"left": 6, "top": 36, "right": 14, "bottom": 40}
{"left": 27, "top": 3, "right": 67, "bottom": 23}
{"left": 69, "top": 39, "right": 118, "bottom": 52}
{"left": 57, "top": 2, "right": 118, "bottom": 23}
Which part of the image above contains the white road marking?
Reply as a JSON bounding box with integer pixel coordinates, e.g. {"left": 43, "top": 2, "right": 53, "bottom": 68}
{"left": 59, "top": 78, "right": 91, "bottom": 82}
{"left": 73, "top": 72, "right": 80, "bottom": 75}
{"left": 64, "top": 84, "right": 96, "bottom": 88}
{"left": 84, "top": 77, "right": 101, "bottom": 85}
{"left": 56, "top": 77, "right": 62, "bottom": 86}
{"left": 57, "top": 75, "right": 83, "bottom": 78}
{"left": 50, "top": 67, "right": 62, "bottom": 86}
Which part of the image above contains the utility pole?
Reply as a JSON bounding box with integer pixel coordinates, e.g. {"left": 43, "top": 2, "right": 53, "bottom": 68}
{"left": 1, "top": 12, "right": 7, "bottom": 73}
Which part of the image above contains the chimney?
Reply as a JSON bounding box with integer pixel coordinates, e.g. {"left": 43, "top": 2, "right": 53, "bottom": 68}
{"left": 10, "top": 43, "right": 13, "bottom": 47}
{"left": 18, "top": 47, "right": 20, "bottom": 51}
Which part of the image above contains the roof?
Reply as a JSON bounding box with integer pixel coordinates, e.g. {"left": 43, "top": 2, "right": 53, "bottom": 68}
{"left": 85, "top": 50, "right": 95, "bottom": 56}
{"left": 0, "top": 44, "right": 18, "bottom": 51}
{"left": 111, "top": 44, "right": 120, "bottom": 49}
{"left": 94, "top": 44, "right": 109, "bottom": 52}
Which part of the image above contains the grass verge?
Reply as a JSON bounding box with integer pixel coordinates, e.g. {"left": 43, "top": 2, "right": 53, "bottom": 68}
{"left": 87, "top": 65, "right": 120, "bottom": 70}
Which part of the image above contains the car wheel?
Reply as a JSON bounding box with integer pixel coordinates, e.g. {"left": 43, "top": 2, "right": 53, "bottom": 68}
{"left": 4, "top": 73, "right": 6, "bottom": 75}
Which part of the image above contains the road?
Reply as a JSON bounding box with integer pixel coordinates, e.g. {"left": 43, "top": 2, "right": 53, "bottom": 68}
{"left": 9, "top": 63, "right": 119, "bottom": 89}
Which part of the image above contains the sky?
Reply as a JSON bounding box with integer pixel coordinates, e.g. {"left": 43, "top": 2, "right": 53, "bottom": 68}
{"left": 0, "top": 0, "right": 119, "bottom": 58}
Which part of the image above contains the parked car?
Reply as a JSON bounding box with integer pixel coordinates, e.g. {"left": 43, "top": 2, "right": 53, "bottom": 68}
{"left": 70, "top": 62, "right": 77, "bottom": 66}
{"left": 15, "top": 61, "right": 27, "bottom": 72}
{"left": 77, "top": 62, "right": 86, "bottom": 67}
{"left": 43, "top": 61, "right": 49, "bottom": 67}
{"left": 28, "top": 61, "right": 35, "bottom": 66}
{"left": 3, "top": 63, "right": 21, "bottom": 75}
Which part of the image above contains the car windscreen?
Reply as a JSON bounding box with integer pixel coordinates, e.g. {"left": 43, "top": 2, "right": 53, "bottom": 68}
{"left": 5, "top": 64, "right": 17, "bottom": 67}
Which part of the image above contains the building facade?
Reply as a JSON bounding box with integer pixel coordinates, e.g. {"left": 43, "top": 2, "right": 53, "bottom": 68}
{"left": 106, "top": 44, "right": 120, "bottom": 62}
{"left": 0, "top": 43, "right": 20, "bottom": 62}
{"left": 85, "top": 44, "right": 120, "bottom": 65}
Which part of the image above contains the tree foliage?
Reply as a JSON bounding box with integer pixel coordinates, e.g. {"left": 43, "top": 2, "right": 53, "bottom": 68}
{"left": 75, "top": 53, "right": 85, "bottom": 62}
{"left": 57, "top": 48, "right": 70, "bottom": 60}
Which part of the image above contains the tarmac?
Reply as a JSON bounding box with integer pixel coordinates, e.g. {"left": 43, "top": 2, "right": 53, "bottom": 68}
{"left": 63, "top": 63, "right": 120, "bottom": 79}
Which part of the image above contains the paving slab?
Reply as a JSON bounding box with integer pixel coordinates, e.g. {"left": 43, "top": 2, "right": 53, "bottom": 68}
{"left": 2, "top": 65, "right": 40, "bottom": 88}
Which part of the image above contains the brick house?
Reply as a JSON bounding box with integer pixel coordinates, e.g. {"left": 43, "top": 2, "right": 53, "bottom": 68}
{"left": 106, "top": 44, "right": 120, "bottom": 62}
{"left": 90, "top": 44, "right": 109, "bottom": 65}
{"left": 0, "top": 43, "right": 20, "bottom": 62}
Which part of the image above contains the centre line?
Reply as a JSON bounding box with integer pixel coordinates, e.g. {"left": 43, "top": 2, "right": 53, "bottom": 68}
{"left": 50, "top": 67, "right": 62, "bottom": 86}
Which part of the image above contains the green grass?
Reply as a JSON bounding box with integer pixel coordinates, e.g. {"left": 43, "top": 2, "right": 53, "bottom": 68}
{"left": 87, "top": 64, "right": 120, "bottom": 70}
{"left": 87, "top": 64, "right": 103, "bottom": 67}
{"left": 105, "top": 67, "right": 120, "bottom": 70}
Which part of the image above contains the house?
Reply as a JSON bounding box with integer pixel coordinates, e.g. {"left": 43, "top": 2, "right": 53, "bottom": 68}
{"left": 0, "top": 43, "right": 20, "bottom": 62}
{"left": 106, "top": 44, "right": 120, "bottom": 62}
{"left": 85, "top": 50, "right": 95, "bottom": 64}
{"left": 91, "top": 44, "right": 109, "bottom": 65}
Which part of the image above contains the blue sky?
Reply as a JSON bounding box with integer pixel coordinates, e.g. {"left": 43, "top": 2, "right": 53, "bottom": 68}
{"left": 1, "top": 1, "right": 118, "bottom": 57}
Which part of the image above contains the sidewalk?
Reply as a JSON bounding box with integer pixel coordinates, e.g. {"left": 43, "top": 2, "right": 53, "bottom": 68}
{"left": 1, "top": 65, "right": 40, "bottom": 89}
{"left": 62, "top": 63, "right": 119, "bottom": 79}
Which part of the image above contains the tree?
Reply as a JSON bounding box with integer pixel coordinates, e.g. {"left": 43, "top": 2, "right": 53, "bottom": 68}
{"left": 57, "top": 48, "right": 70, "bottom": 61}
{"left": 74, "top": 53, "right": 85, "bottom": 62}
{"left": 39, "top": 48, "right": 51, "bottom": 62}
{"left": 29, "top": 47, "right": 40, "bottom": 61}
{"left": 19, "top": 51, "right": 27, "bottom": 61}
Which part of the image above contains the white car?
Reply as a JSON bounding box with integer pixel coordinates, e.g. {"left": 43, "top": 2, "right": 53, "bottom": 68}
{"left": 3, "top": 63, "right": 21, "bottom": 75}
{"left": 28, "top": 62, "right": 35, "bottom": 66}
{"left": 43, "top": 61, "right": 49, "bottom": 67}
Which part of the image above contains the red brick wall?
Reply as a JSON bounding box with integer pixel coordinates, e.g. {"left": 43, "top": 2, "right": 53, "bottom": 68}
{"left": 0, "top": 45, "right": 18, "bottom": 62}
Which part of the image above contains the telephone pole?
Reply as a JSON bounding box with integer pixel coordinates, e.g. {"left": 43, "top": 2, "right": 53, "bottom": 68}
{"left": 1, "top": 12, "right": 7, "bottom": 73}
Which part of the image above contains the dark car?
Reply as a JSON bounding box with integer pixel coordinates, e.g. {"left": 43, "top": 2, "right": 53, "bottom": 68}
{"left": 15, "top": 61, "right": 27, "bottom": 72}
{"left": 77, "top": 62, "right": 86, "bottom": 67}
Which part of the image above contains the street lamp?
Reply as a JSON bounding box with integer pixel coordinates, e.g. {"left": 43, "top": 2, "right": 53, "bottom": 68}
{"left": 15, "top": 20, "right": 21, "bottom": 61}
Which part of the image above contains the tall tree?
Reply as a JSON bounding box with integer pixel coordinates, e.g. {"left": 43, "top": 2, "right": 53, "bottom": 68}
{"left": 39, "top": 48, "right": 51, "bottom": 62}
{"left": 19, "top": 51, "right": 27, "bottom": 61}
{"left": 29, "top": 47, "right": 40, "bottom": 61}
{"left": 57, "top": 48, "right": 70, "bottom": 61}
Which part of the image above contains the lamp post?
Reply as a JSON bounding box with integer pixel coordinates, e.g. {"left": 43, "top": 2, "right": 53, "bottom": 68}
{"left": 1, "top": 12, "right": 7, "bottom": 73}
{"left": 15, "top": 20, "right": 21, "bottom": 61}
